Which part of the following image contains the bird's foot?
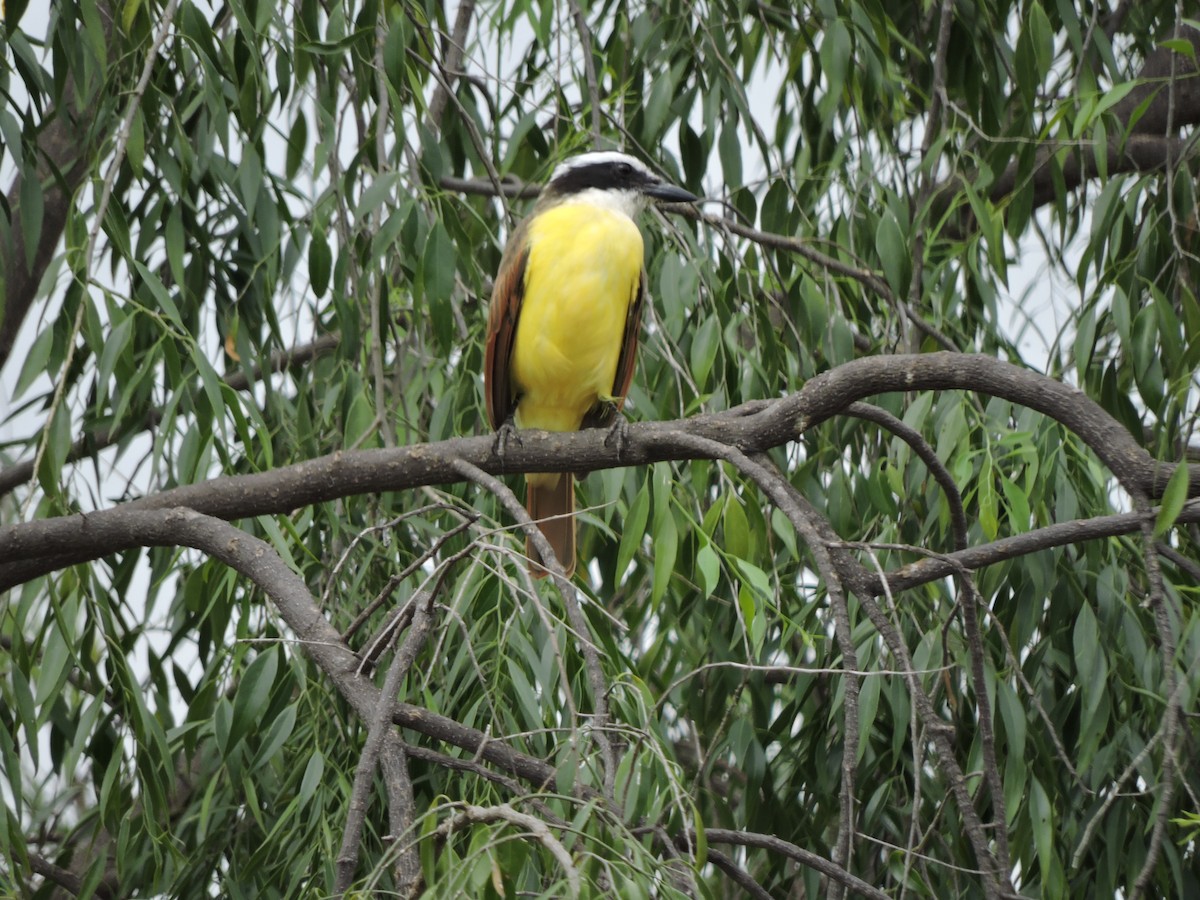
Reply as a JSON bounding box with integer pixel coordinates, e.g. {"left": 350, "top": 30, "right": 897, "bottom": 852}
{"left": 492, "top": 419, "right": 521, "bottom": 461}
{"left": 603, "top": 409, "right": 631, "bottom": 459}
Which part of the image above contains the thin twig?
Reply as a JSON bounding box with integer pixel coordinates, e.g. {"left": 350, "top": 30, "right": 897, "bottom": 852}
{"left": 340, "top": 512, "right": 477, "bottom": 641}
{"left": 846, "top": 400, "right": 968, "bottom": 549}
{"left": 567, "top": 0, "right": 602, "bottom": 142}
{"left": 902, "top": 0, "right": 957, "bottom": 352}
{"left": 656, "top": 434, "right": 862, "bottom": 890}
{"left": 433, "top": 803, "right": 581, "bottom": 897}
{"left": 692, "top": 828, "right": 892, "bottom": 900}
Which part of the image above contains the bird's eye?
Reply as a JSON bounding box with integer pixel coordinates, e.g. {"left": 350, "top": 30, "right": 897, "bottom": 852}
{"left": 615, "top": 162, "right": 633, "bottom": 177}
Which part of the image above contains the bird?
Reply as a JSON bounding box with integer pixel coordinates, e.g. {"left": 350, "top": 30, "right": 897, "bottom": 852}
{"left": 484, "top": 151, "right": 698, "bottom": 577}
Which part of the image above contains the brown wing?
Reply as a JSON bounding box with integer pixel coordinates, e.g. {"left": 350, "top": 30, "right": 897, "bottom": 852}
{"left": 582, "top": 266, "right": 646, "bottom": 430}
{"left": 484, "top": 220, "right": 531, "bottom": 430}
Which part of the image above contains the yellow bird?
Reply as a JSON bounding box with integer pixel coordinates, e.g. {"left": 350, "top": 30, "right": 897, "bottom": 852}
{"left": 484, "top": 152, "right": 698, "bottom": 577}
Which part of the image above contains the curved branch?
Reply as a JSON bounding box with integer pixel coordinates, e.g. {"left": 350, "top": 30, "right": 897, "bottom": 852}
{"left": 26, "top": 505, "right": 596, "bottom": 796}
{"left": 873, "top": 501, "right": 1200, "bottom": 594}
{"left": 696, "top": 828, "right": 891, "bottom": 900}
{"left": 1, "top": 354, "right": 1186, "bottom": 590}
{"left": 1110, "top": 24, "right": 1200, "bottom": 136}
{"left": 28, "top": 852, "right": 88, "bottom": 896}
{"left": 432, "top": 803, "right": 581, "bottom": 897}
{"left": 846, "top": 401, "right": 968, "bottom": 550}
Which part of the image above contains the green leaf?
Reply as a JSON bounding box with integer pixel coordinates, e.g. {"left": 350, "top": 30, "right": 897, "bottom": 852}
{"left": 718, "top": 123, "right": 742, "bottom": 188}
{"left": 689, "top": 313, "right": 721, "bottom": 389}
{"left": 1073, "top": 306, "right": 1096, "bottom": 378}
{"left": 643, "top": 63, "right": 675, "bottom": 138}
{"left": 421, "top": 222, "right": 456, "bottom": 353}
{"left": 0, "top": 109, "right": 24, "bottom": 172}
{"left": 251, "top": 703, "right": 297, "bottom": 770}
{"left": 616, "top": 484, "right": 650, "bottom": 580}
{"left": 121, "top": 0, "right": 144, "bottom": 31}
{"left": 382, "top": 16, "right": 409, "bottom": 93}
{"left": 1159, "top": 37, "right": 1196, "bottom": 58}
{"left": 228, "top": 649, "right": 279, "bottom": 752}
{"left": 79, "top": 0, "right": 109, "bottom": 76}
{"left": 309, "top": 225, "right": 331, "bottom": 297}
{"left": 692, "top": 804, "right": 707, "bottom": 868}
{"left": 874, "top": 208, "right": 908, "bottom": 295}
{"left": 34, "top": 626, "right": 71, "bottom": 711}
{"left": 999, "top": 475, "right": 1031, "bottom": 533}
{"left": 38, "top": 404, "right": 74, "bottom": 492}
{"left": 1153, "top": 461, "right": 1190, "bottom": 537}
{"left": 650, "top": 511, "right": 677, "bottom": 606}
{"left": 736, "top": 581, "right": 755, "bottom": 631}
{"left": 995, "top": 678, "right": 1026, "bottom": 759}
{"left": 18, "top": 166, "right": 44, "bottom": 270}
{"left": 696, "top": 542, "right": 719, "bottom": 598}
{"left": 165, "top": 203, "right": 185, "bottom": 287}
{"left": 299, "top": 751, "right": 325, "bottom": 805}
{"left": 12, "top": 323, "right": 54, "bottom": 400}
{"left": 286, "top": 111, "right": 308, "bottom": 180}
{"left": 723, "top": 497, "right": 751, "bottom": 560}
{"left": 818, "top": 19, "right": 851, "bottom": 119}
{"left": 10, "top": 668, "right": 38, "bottom": 769}
{"left": 1072, "top": 603, "right": 1100, "bottom": 692}
{"left": 1029, "top": 777, "right": 1055, "bottom": 876}
{"left": 855, "top": 672, "right": 881, "bottom": 763}
{"left": 127, "top": 106, "right": 145, "bottom": 178}
{"left": 1028, "top": 3, "right": 1054, "bottom": 77}
{"left": 344, "top": 390, "right": 377, "bottom": 447}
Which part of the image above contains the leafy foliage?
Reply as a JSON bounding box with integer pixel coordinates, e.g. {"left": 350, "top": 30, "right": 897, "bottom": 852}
{"left": 2, "top": 0, "right": 1199, "bottom": 897}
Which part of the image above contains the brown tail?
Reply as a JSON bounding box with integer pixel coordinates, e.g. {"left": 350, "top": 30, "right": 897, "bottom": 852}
{"left": 525, "top": 474, "right": 576, "bottom": 578}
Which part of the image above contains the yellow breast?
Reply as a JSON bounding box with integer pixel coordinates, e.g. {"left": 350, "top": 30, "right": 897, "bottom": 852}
{"left": 510, "top": 201, "right": 644, "bottom": 433}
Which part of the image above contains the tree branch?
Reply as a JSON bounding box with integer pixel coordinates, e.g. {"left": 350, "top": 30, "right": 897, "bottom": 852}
{"left": 694, "top": 828, "right": 892, "bottom": 900}
{"left": 430, "top": 803, "right": 581, "bottom": 897}
{"left": 935, "top": 25, "right": 1200, "bottom": 224}
{"left": 871, "top": 502, "right": 1200, "bottom": 594}
{"left": 2, "top": 354, "right": 1188, "bottom": 590}
{"left": 335, "top": 583, "right": 435, "bottom": 894}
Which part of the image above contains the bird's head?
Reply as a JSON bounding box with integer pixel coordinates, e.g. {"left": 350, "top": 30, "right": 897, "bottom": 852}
{"left": 539, "top": 151, "right": 698, "bottom": 217}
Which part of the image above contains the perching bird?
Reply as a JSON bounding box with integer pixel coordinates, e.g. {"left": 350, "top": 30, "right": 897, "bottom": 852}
{"left": 484, "top": 151, "right": 698, "bottom": 577}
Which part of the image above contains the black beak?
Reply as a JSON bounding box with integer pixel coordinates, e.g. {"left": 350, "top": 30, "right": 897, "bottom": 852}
{"left": 642, "top": 181, "right": 700, "bottom": 204}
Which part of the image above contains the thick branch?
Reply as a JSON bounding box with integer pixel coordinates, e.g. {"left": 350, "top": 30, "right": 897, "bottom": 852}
{"left": 26, "top": 506, "right": 588, "bottom": 794}
{"left": 939, "top": 25, "right": 1200, "bottom": 220}
{"left": 1, "top": 354, "right": 1186, "bottom": 590}
{"left": 983, "top": 133, "right": 1191, "bottom": 213}
{"left": 1110, "top": 24, "right": 1200, "bottom": 136}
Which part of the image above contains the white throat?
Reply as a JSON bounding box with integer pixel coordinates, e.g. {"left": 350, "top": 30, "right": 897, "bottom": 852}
{"left": 560, "top": 187, "right": 644, "bottom": 220}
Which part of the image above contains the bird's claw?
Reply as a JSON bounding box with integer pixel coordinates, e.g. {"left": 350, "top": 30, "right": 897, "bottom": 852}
{"left": 493, "top": 419, "right": 521, "bottom": 461}
{"left": 603, "top": 410, "right": 631, "bottom": 459}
